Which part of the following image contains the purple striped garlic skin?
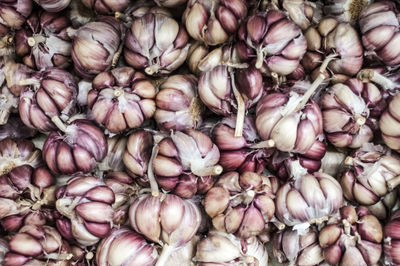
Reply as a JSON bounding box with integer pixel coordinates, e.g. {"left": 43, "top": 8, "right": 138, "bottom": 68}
{"left": 321, "top": 78, "right": 385, "bottom": 148}
{"left": 0, "top": 165, "right": 55, "bottom": 231}
{"left": 384, "top": 209, "right": 400, "bottom": 265}
{"left": 88, "top": 67, "right": 156, "bottom": 133}
{"left": 255, "top": 89, "right": 323, "bottom": 154}
{"left": 273, "top": 226, "right": 323, "bottom": 265}
{"left": 19, "top": 67, "right": 77, "bottom": 132}
{"left": 237, "top": 10, "right": 307, "bottom": 76}
{"left": 96, "top": 227, "right": 158, "bottom": 266}
{"left": 320, "top": 206, "right": 382, "bottom": 266}
{"left": 182, "top": 0, "right": 248, "bottom": 46}
{"left": 276, "top": 170, "right": 343, "bottom": 227}
{"left": 198, "top": 64, "right": 263, "bottom": 137}
{"left": 152, "top": 130, "right": 221, "bottom": 198}
{"left": 359, "top": 1, "right": 400, "bottom": 67}
{"left": 213, "top": 115, "right": 272, "bottom": 174}
{"left": 15, "top": 10, "right": 72, "bottom": 70}
{"left": 0, "top": 0, "right": 32, "bottom": 30}
{"left": 380, "top": 93, "right": 400, "bottom": 151}
{"left": 4, "top": 225, "right": 72, "bottom": 265}
{"left": 129, "top": 193, "right": 201, "bottom": 264}
{"left": 56, "top": 175, "right": 116, "bottom": 247}
{"left": 340, "top": 147, "right": 400, "bottom": 206}
{"left": 302, "top": 17, "right": 363, "bottom": 81}
{"left": 42, "top": 119, "right": 107, "bottom": 175}
{"left": 35, "top": 0, "right": 71, "bottom": 12}
{"left": 204, "top": 171, "right": 279, "bottom": 239}
{"left": 0, "top": 138, "right": 42, "bottom": 176}
{"left": 269, "top": 139, "right": 326, "bottom": 181}
{"left": 70, "top": 17, "right": 123, "bottom": 79}
{"left": 81, "top": 0, "right": 130, "bottom": 15}
{"left": 122, "top": 130, "right": 153, "bottom": 186}
{"left": 124, "top": 8, "right": 190, "bottom": 76}
{"left": 155, "top": 74, "right": 203, "bottom": 131}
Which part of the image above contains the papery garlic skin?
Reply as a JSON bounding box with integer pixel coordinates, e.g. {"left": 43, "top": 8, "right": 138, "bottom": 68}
{"left": 359, "top": 1, "right": 400, "bottom": 67}
{"left": 321, "top": 78, "right": 385, "bottom": 148}
{"left": 0, "top": 138, "right": 42, "bottom": 176}
{"left": 0, "top": 116, "right": 36, "bottom": 141}
{"left": 70, "top": 17, "right": 123, "bottom": 79}
{"left": 186, "top": 42, "right": 209, "bottom": 75}
{"left": 380, "top": 93, "right": 400, "bottom": 151}
{"left": 81, "top": 0, "right": 130, "bottom": 15}
{"left": 155, "top": 74, "right": 203, "bottom": 131}
{"left": 196, "top": 44, "right": 240, "bottom": 74}
{"left": 0, "top": 0, "right": 32, "bottom": 30}
{"left": 213, "top": 115, "right": 272, "bottom": 174}
{"left": 195, "top": 231, "right": 268, "bottom": 266}
{"left": 273, "top": 226, "right": 324, "bottom": 265}
{"left": 204, "top": 171, "right": 278, "bottom": 239}
{"left": 19, "top": 67, "right": 77, "bottom": 132}
{"left": 324, "top": 0, "right": 372, "bottom": 24}
{"left": 182, "top": 0, "right": 248, "bottom": 46}
{"left": 340, "top": 146, "right": 400, "bottom": 206}
{"left": 122, "top": 130, "right": 153, "bottom": 186}
{"left": 4, "top": 225, "right": 73, "bottom": 265}
{"left": 42, "top": 120, "right": 107, "bottom": 175}
{"left": 35, "top": 0, "right": 71, "bottom": 12}
{"left": 255, "top": 86, "right": 323, "bottom": 154}
{"left": 368, "top": 190, "right": 398, "bottom": 220}
{"left": 15, "top": 10, "right": 72, "bottom": 70}
{"left": 56, "top": 176, "right": 116, "bottom": 247}
{"left": 0, "top": 165, "right": 55, "bottom": 231}
{"left": 268, "top": 139, "right": 327, "bottom": 181}
{"left": 165, "top": 236, "right": 198, "bottom": 266}
{"left": 2, "top": 60, "right": 33, "bottom": 97}
{"left": 198, "top": 64, "right": 263, "bottom": 122}
{"left": 384, "top": 209, "right": 400, "bottom": 265}
{"left": 104, "top": 172, "right": 139, "bottom": 225}
{"left": 320, "top": 206, "right": 382, "bottom": 266}
{"left": 124, "top": 8, "right": 190, "bottom": 76}
{"left": 0, "top": 86, "right": 18, "bottom": 126}
{"left": 96, "top": 227, "right": 158, "bottom": 266}
{"left": 237, "top": 10, "right": 307, "bottom": 76}
{"left": 302, "top": 18, "right": 363, "bottom": 80}
{"left": 320, "top": 146, "right": 347, "bottom": 177}
{"left": 129, "top": 193, "right": 201, "bottom": 265}
{"left": 98, "top": 136, "right": 127, "bottom": 174}
{"left": 155, "top": 0, "right": 187, "bottom": 7}
{"left": 129, "top": 193, "right": 201, "bottom": 245}
{"left": 282, "top": 0, "right": 322, "bottom": 30}
{"left": 276, "top": 170, "right": 343, "bottom": 227}
{"left": 0, "top": 239, "right": 8, "bottom": 265}
{"left": 197, "top": 65, "right": 231, "bottom": 116}
{"left": 153, "top": 130, "right": 221, "bottom": 198}
{"left": 88, "top": 66, "right": 156, "bottom": 133}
